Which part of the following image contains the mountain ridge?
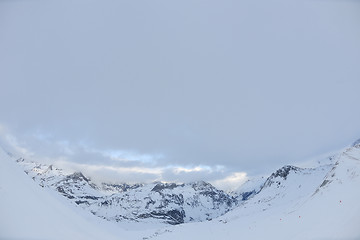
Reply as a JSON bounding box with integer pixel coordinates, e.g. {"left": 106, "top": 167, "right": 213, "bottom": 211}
{"left": 16, "top": 158, "right": 239, "bottom": 225}
{"left": 2, "top": 140, "right": 360, "bottom": 239}
{"left": 12, "top": 145, "right": 336, "bottom": 226}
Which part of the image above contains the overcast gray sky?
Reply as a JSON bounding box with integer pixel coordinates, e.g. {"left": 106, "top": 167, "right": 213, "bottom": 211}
{"left": 1, "top": 0, "right": 360, "bottom": 190}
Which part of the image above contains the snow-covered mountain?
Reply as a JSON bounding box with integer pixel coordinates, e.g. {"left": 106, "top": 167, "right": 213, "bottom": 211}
{"left": 16, "top": 158, "right": 238, "bottom": 225}
{"left": 0, "top": 146, "right": 124, "bottom": 240}
{"left": 143, "top": 140, "right": 360, "bottom": 240}
{"left": 1, "top": 139, "right": 360, "bottom": 240}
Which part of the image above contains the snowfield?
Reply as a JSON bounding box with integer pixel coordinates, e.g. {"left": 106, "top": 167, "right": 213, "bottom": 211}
{"left": 149, "top": 145, "right": 360, "bottom": 240}
{"left": 0, "top": 148, "right": 133, "bottom": 240}
{"left": 1, "top": 141, "right": 360, "bottom": 240}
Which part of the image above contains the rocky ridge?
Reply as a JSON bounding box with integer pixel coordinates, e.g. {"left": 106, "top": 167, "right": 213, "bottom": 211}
{"left": 16, "top": 159, "right": 238, "bottom": 225}
{"left": 14, "top": 140, "right": 351, "bottom": 226}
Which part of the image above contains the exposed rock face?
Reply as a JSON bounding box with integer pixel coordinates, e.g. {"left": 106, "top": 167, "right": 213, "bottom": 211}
{"left": 151, "top": 183, "right": 181, "bottom": 192}
{"left": 261, "top": 165, "right": 301, "bottom": 189}
{"left": 238, "top": 190, "right": 256, "bottom": 201}
{"left": 271, "top": 165, "right": 300, "bottom": 180}
{"left": 352, "top": 139, "right": 360, "bottom": 147}
{"left": 17, "top": 161, "right": 238, "bottom": 225}
{"left": 17, "top": 139, "right": 354, "bottom": 226}
{"left": 101, "top": 183, "right": 143, "bottom": 193}
{"left": 88, "top": 180, "right": 238, "bottom": 224}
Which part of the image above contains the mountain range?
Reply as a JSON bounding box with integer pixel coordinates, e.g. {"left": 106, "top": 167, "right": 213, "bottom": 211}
{"left": 1, "top": 139, "right": 360, "bottom": 239}
{"left": 16, "top": 157, "right": 238, "bottom": 225}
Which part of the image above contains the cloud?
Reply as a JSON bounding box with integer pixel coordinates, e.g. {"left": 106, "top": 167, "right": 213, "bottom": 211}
{"left": 172, "top": 166, "right": 207, "bottom": 174}
{"left": 1, "top": 0, "right": 360, "bottom": 187}
{"left": 0, "top": 124, "right": 35, "bottom": 158}
{"left": 211, "top": 172, "right": 248, "bottom": 192}
{"left": 89, "top": 148, "right": 164, "bottom": 165}
{"left": 54, "top": 161, "right": 163, "bottom": 184}
{"left": 0, "top": 124, "right": 245, "bottom": 190}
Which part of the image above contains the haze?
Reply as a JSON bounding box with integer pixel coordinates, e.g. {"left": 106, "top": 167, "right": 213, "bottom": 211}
{"left": 1, "top": 0, "right": 360, "bottom": 190}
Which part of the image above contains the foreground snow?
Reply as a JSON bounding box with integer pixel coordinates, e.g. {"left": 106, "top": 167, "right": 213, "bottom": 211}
{"left": 144, "top": 145, "right": 360, "bottom": 240}
{"left": 1, "top": 142, "right": 360, "bottom": 240}
{"left": 0, "top": 149, "right": 127, "bottom": 240}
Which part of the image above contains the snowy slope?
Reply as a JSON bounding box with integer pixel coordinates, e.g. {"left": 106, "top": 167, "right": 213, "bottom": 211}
{"left": 2, "top": 141, "right": 360, "bottom": 240}
{"left": 142, "top": 143, "right": 360, "bottom": 240}
{"left": 0, "top": 148, "right": 127, "bottom": 240}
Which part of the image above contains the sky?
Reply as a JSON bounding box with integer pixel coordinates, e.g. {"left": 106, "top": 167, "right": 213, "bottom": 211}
{"left": 1, "top": 0, "right": 360, "bottom": 190}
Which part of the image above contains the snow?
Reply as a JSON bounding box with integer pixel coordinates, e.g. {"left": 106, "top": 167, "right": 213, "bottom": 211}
{"left": 144, "top": 146, "right": 360, "bottom": 240}
{"left": 1, "top": 143, "right": 360, "bottom": 240}
{"left": 15, "top": 160, "right": 237, "bottom": 225}
{"left": 0, "top": 148, "right": 126, "bottom": 240}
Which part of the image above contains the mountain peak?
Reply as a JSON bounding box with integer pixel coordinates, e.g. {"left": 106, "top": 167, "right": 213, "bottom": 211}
{"left": 352, "top": 138, "right": 360, "bottom": 147}
{"left": 66, "top": 172, "right": 90, "bottom": 182}
{"left": 271, "top": 165, "right": 300, "bottom": 180}
{"left": 190, "top": 180, "right": 214, "bottom": 191}
{"left": 151, "top": 182, "right": 181, "bottom": 192}
{"left": 261, "top": 165, "right": 301, "bottom": 190}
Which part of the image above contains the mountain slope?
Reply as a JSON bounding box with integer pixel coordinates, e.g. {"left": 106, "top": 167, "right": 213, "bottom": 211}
{"left": 0, "top": 148, "right": 125, "bottom": 240}
{"left": 2, "top": 141, "right": 360, "bottom": 240}
{"left": 144, "top": 144, "right": 360, "bottom": 240}
{"left": 16, "top": 158, "right": 238, "bottom": 225}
